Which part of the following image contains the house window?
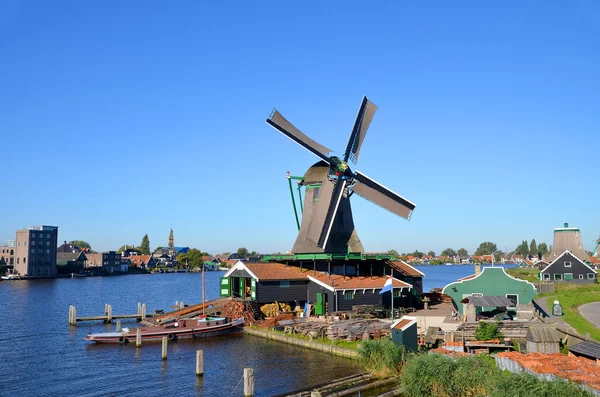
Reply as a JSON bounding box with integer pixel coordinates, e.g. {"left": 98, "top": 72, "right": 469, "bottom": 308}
{"left": 46, "top": 234, "right": 50, "bottom": 238}
{"left": 46, "top": 249, "right": 49, "bottom": 254}
{"left": 32, "top": 241, "right": 35, "bottom": 246}
{"left": 17, "top": 258, "right": 19, "bottom": 264}
{"left": 506, "top": 294, "right": 518, "bottom": 306}
{"left": 554, "top": 274, "right": 562, "bottom": 281}
{"left": 18, "top": 242, "right": 20, "bottom": 246}
{"left": 543, "top": 273, "right": 550, "bottom": 280}
{"left": 280, "top": 281, "right": 290, "bottom": 288}
{"left": 393, "top": 289, "right": 401, "bottom": 297}
{"left": 564, "top": 261, "right": 571, "bottom": 268}
{"left": 564, "top": 273, "right": 573, "bottom": 280}
{"left": 24, "top": 242, "right": 27, "bottom": 246}
{"left": 31, "top": 249, "right": 35, "bottom": 254}
{"left": 31, "top": 233, "right": 36, "bottom": 238}
{"left": 472, "top": 293, "right": 483, "bottom": 297}
{"left": 46, "top": 241, "right": 49, "bottom": 246}
{"left": 588, "top": 273, "right": 595, "bottom": 280}
{"left": 24, "top": 257, "right": 26, "bottom": 264}
{"left": 344, "top": 291, "right": 354, "bottom": 300}
{"left": 579, "top": 274, "right": 584, "bottom": 280}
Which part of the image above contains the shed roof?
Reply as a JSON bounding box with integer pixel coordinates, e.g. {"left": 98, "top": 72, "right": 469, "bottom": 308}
{"left": 392, "top": 316, "right": 417, "bottom": 331}
{"left": 460, "top": 295, "right": 513, "bottom": 307}
{"left": 526, "top": 325, "right": 561, "bottom": 343}
{"left": 309, "top": 273, "right": 412, "bottom": 291}
{"left": 569, "top": 340, "right": 600, "bottom": 359}
{"left": 388, "top": 261, "right": 424, "bottom": 277}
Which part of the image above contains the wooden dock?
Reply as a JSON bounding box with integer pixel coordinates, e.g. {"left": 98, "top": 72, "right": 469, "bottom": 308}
{"left": 69, "top": 303, "right": 151, "bottom": 325}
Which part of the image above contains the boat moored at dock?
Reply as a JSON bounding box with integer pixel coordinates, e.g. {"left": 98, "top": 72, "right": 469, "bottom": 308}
{"left": 84, "top": 315, "right": 244, "bottom": 343}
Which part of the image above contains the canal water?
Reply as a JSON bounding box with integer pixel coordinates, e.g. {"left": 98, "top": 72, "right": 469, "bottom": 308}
{"left": 0, "top": 264, "right": 515, "bottom": 396}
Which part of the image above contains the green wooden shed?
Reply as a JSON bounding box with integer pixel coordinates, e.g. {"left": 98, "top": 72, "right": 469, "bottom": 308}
{"left": 442, "top": 267, "right": 537, "bottom": 316}
{"left": 391, "top": 316, "right": 418, "bottom": 352}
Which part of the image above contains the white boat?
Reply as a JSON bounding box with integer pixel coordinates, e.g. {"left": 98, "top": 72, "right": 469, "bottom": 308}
{"left": 1, "top": 273, "right": 21, "bottom": 280}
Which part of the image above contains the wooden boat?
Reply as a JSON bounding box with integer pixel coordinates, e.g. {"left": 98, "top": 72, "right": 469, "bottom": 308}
{"left": 84, "top": 315, "right": 244, "bottom": 343}
{"left": 1, "top": 272, "right": 21, "bottom": 280}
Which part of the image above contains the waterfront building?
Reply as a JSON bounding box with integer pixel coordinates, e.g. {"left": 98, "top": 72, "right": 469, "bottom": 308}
{"left": 85, "top": 251, "right": 122, "bottom": 274}
{"left": 442, "top": 265, "right": 537, "bottom": 316}
{"left": 14, "top": 225, "right": 59, "bottom": 278}
{"left": 56, "top": 251, "right": 88, "bottom": 275}
{"left": 221, "top": 257, "right": 423, "bottom": 315}
{"left": 549, "top": 222, "right": 589, "bottom": 263}
{"left": 129, "top": 254, "right": 157, "bottom": 270}
{"left": 56, "top": 241, "right": 82, "bottom": 253}
{"left": 0, "top": 240, "right": 15, "bottom": 266}
{"left": 539, "top": 250, "right": 596, "bottom": 283}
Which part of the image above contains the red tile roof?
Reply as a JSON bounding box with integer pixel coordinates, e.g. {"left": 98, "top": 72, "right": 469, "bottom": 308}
{"left": 389, "top": 261, "right": 424, "bottom": 277}
{"left": 129, "top": 255, "right": 151, "bottom": 267}
{"left": 393, "top": 319, "right": 412, "bottom": 330}
{"left": 244, "top": 262, "right": 309, "bottom": 280}
{"left": 309, "top": 273, "right": 412, "bottom": 290}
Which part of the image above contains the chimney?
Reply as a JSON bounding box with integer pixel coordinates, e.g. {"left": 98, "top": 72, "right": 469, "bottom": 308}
{"left": 474, "top": 264, "right": 481, "bottom": 276}
{"left": 564, "top": 222, "right": 569, "bottom": 228}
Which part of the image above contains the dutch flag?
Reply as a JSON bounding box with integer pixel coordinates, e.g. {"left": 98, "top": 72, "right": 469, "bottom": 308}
{"left": 379, "top": 276, "right": 393, "bottom": 295}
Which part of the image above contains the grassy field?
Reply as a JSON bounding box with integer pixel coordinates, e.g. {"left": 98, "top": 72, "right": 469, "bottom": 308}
{"left": 262, "top": 327, "right": 362, "bottom": 350}
{"left": 538, "top": 283, "right": 600, "bottom": 342}
{"left": 505, "top": 267, "right": 540, "bottom": 282}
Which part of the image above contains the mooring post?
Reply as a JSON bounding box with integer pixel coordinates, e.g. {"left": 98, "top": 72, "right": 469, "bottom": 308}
{"left": 69, "top": 305, "right": 77, "bottom": 325}
{"left": 106, "top": 304, "right": 113, "bottom": 323}
{"left": 244, "top": 368, "right": 254, "bottom": 397}
{"left": 180, "top": 301, "right": 184, "bottom": 309}
{"left": 175, "top": 301, "right": 179, "bottom": 309}
{"left": 116, "top": 320, "right": 121, "bottom": 332}
{"left": 141, "top": 303, "right": 147, "bottom": 321}
{"left": 196, "top": 350, "right": 203, "bottom": 376}
{"left": 137, "top": 302, "right": 142, "bottom": 315}
{"left": 162, "top": 337, "right": 168, "bottom": 360}
{"left": 136, "top": 328, "right": 142, "bottom": 347}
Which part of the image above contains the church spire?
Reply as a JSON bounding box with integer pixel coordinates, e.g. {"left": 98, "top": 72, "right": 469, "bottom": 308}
{"left": 168, "top": 228, "right": 174, "bottom": 248}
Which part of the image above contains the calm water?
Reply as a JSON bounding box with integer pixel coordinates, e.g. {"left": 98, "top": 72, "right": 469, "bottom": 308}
{"left": 0, "top": 265, "right": 516, "bottom": 397}
{"left": 0, "top": 272, "right": 362, "bottom": 397}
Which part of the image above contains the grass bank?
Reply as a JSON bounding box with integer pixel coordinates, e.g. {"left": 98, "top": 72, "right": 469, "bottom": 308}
{"left": 538, "top": 283, "right": 600, "bottom": 342}
{"left": 505, "top": 267, "right": 540, "bottom": 282}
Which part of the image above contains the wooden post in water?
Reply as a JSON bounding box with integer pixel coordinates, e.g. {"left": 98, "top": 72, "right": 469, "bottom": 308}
{"left": 175, "top": 301, "right": 179, "bottom": 309}
{"left": 162, "top": 337, "right": 168, "bottom": 360}
{"left": 69, "top": 305, "right": 77, "bottom": 325}
{"left": 244, "top": 368, "right": 254, "bottom": 397}
{"left": 136, "top": 328, "right": 142, "bottom": 347}
{"left": 116, "top": 320, "right": 121, "bottom": 332}
{"left": 137, "top": 302, "right": 142, "bottom": 315}
{"left": 196, "top": 350, "right": 203, "bottom": 376}
{"left": 106, "top": 304, "right": 113, "bottom": 323}
{"left": 141, "top": 303, "right": 147, "bottom": 321}
{"left": 180, "top": 301, "right": 184, "bottom": 309}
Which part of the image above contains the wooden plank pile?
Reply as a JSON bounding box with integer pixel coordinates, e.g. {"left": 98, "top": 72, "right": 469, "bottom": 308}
{"left": 325, "top": 319, "right": 391, "bottom": 341}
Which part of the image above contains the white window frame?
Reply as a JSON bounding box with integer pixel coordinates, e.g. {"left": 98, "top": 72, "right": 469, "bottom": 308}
{"left": 554, "top": 274, "right": 562, "bottom": 281}
{"left": 579, "top": 274, "right": 584, "bottom": 279}
{"left": 564, "top": 261, "right": 571, "bottom": 268}
{"left": 588, "top": 273, "right": 595, "bottom": 280}
{"left": 506, "top": 294, "right": 518, "bottom": 307}
{"left": 543, "top": 273, "right": 550, "bottom": 280}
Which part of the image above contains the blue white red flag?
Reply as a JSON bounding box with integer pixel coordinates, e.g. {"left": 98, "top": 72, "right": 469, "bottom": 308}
{"left": 379, "top": 276, "right": 393, "bottom": 294}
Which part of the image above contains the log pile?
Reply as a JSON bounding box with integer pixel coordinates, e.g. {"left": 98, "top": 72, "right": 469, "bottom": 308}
{"left": 260, "top": 302, "right": 292, "bottom": 317}
{"left": 222, "top": 301, "right": 258, "bottom": 325}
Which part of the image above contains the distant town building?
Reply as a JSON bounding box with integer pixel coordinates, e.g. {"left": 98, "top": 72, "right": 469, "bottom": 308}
{"left": 14, "top": 225, "right": 59, "bottom": 278}
{"left": 0, "top": 240, "right": 15, "bottom": 266}
{"left": 57, "top": 241, "right": 82, "bottom": 253}
{"left": 129, "top": 255, "right": 157, "bottom": 270}
{"left": 549, "top": 223, "right": 589, "bottom": 263}
{"left": 168, "top": 228, "right": 174, "bottom": 248}
{"left": 56, "top": 251, "right": 88, "bottom": 274}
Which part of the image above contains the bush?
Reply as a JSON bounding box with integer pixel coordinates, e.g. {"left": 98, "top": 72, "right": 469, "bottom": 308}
{"left": 358, "top": 339, "right": 410, "bottom": 377}
{"left": 491, "top": 371, "right": 593, "bottom": 397}
{"left": 474, "top": 321, "right": 503, "bottom": 341}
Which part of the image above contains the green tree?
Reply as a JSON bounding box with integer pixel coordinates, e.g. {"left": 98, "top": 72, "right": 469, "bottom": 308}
{"left": 401, "top": 254, "right": 409, "bottom": 262}
{"left": 69, "top": 240, "right": 91, "bottom": 250}
{"left": 474, "top": 242, "right": 497, "bottom": 256}
{"left": 457, "top": 248, "right": 468, "bottom": 257}
{"left": 237, "top": 247, "right": 249, "bottom": 257}
{"left": 387, "top": 249, "right": 399, "bottom": 257}
{"left": 515, "top": 240, "right": 529, "bottom": 256}
{"left": 442, "top": 248, "right": 456, "bottom": 257}
{"left": 177, "top": 248, "right": 204, "bottom": 269}
{"left": 139, "top": 234, "right": 151, "bottom": 255}
{"left": 412, "top": 250, "right": 424, "bottom": 259}
{"left": 427, "top": 251, "right": 435, "bottom": 257}
{"left": 529, "top": 239, "right": 537, "bottom": 256}
{"left": 538, "top": 242, "right": 549, "bottom": 255}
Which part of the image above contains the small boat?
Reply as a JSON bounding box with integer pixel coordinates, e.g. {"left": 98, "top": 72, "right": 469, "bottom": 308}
{"left": 1, "top": 272, "right": 21, "bottom": 280}
{"left": 84, "top": 316, "right": 244, "bottom": 343}
{"left": 71, "top": 272, "right": 89, "bottom": 278}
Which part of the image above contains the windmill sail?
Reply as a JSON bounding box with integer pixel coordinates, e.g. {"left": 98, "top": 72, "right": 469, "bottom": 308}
{"left": 352, "top": 171, "right": 415, "bottom": 220}
{"left": 344, "top": 97, "right": 377, "bottom": 164}
{"left": 267, "top": 109, "right": 332, "bottom": 163}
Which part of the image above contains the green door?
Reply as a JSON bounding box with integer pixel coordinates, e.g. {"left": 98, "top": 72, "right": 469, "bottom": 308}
{"left": 239, "top": 278, "right": 245, "bottom": 298}
{"left": 315, "top": 293, "right": 324, "bottom": 315}
{"left": 220, "top": 277, "right": 230, "bottom": 297}
{"left": 251, "top": 278, "right": 256, "bottom": 301}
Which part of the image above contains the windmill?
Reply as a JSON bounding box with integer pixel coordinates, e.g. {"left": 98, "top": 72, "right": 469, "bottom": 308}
{"left": 266, "top": 96, "right": 416, "bottom": 254}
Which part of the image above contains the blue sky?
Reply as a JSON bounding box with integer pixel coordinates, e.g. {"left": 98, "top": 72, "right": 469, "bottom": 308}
{"left": 1, "top": 1, "right": 599, "bottom": 255}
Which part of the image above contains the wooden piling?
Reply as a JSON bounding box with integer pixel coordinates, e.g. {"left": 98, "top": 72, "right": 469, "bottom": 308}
{"left": 244, "top": 368, "right": 254, "bottom": 397}
{"left": 136, "top": 328, "right": 142, "bottom": 347}
{"left": 137, "top": 302, "right": 142, "bottom": 315}
{"left": 180, "top": 301, "right": 184, "bottom": 309}
{"left": 141, "top": 303, "right": 147, "bottom": 321}
{"left": 196, "top": 350, "right": 203, "bottom": 376}
{"left": 69, "top": 305, "right": 77, "bottom": 325}
{"left": 162, "top": 337, "right": 167, "bottom": 360}
{"left": 106, "top": 304, "right": 113, "bottom": 323}
{"left": 175, "top": 301, "right": 179, "bottom": 309}
{"left": 116, "top": 320, "right": 121, "bottom": 332}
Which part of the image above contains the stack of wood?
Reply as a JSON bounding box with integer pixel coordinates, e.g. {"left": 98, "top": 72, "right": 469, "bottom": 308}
{"left": 222, "top": 301, "right": 258, "bottom": 325}
{"left": 325, "top": 319, "right": 391, "bottom": 341}
{"left": 260, "top": 302, "right": 292, "bottom": 317}
{"left": 293, "top": 321, "right": 329, "bottom": 337}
